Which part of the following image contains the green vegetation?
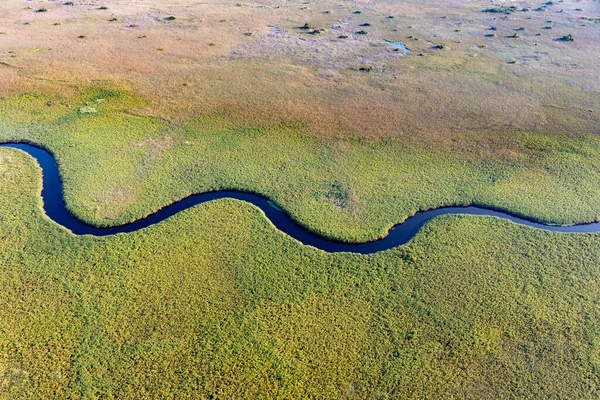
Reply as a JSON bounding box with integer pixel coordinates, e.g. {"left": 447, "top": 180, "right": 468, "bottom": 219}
{"left": 1, "top": 86, "right": 600, "bottom": 243}
{"left": 0, "top": 146, "right": 599, "bottom": 398}
{"left": 1, "top": 0, "right": 599, "bottom": 395}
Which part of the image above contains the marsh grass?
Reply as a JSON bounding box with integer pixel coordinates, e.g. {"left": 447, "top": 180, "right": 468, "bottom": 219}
{"left": 1, "top": 86, "right": 600, "bottom": 243}
{"left": 0, "top": 148, "right": 598, "bottom": 398}
{"left": 0, "top": 1, "right": 598, "bottom": 396}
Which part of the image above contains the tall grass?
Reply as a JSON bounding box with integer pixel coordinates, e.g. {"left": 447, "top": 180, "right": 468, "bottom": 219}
{"left": 0, "top": 148, "right": 598, "bottom": 398}
{"left": 1, "top": 86, "right": 600, "bottom": 242}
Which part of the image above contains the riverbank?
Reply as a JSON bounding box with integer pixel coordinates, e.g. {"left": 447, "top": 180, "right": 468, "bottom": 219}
{"left": 3, "top": 142, "right": 600, "bottom": 254}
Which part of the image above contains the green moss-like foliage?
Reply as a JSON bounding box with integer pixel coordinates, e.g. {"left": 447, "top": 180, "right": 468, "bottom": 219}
{"left": 0, "top": 149, "right": 599, "bottom": 398}
{"left": 1, "top": 86, "right": 600, "bottom": 244}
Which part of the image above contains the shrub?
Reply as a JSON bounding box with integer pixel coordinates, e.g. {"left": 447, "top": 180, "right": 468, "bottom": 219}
{"left": 483, "top": 6, "right": 517, "bottom": 14}
{"left": 558, "top": 34, "right": 574, "bottom": 41}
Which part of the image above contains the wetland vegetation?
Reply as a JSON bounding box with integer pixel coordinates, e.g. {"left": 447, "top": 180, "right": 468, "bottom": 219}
{"left": 1, "top": 146, "right": 600, "bottom": 399}
{"left": 1, "top": 82, "right": 600, "bottom": 397}
{"left": 0, "top": 0, "right": 599, "bottom": 398}
{"left": 2, "top": 86, "right": 600, "bottom": 243}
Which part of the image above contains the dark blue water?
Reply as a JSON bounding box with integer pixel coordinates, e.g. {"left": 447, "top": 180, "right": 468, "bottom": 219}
{"left": 2, "top": 143, "right": 599, "bottom": 254}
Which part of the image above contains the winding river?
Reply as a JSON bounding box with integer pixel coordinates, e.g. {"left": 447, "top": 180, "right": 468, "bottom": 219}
{"left": 2, "top": 143, "right": 600, "bottom": 254}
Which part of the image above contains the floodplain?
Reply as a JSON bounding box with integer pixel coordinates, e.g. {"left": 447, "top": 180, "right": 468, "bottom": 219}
{"left": 0, "top": 0, "right": 599, "bottom": 398}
